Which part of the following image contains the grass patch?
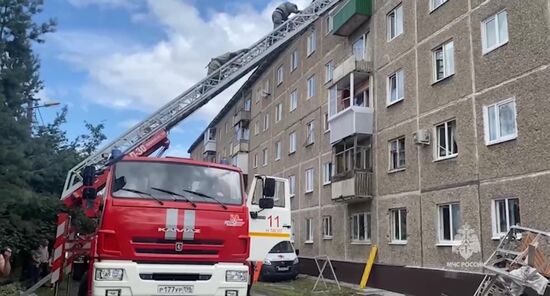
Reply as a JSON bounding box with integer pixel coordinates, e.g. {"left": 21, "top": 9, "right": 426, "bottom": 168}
{"left": 253, "top": 277, "right": 357, "bottom": 296}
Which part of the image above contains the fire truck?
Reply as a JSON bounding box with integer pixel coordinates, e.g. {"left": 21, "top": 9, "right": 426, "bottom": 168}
{"left": 51, "top": 1, "right": 340, "bottom": 295}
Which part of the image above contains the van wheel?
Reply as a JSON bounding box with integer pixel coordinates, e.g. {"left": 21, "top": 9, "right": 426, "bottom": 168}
{"left": 78, "top": 272, "right": 88, "bottom": 296}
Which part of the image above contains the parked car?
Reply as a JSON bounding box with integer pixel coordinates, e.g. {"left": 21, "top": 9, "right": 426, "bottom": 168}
{"left": 260, "top": 240, "right": 299, "bottom": 281}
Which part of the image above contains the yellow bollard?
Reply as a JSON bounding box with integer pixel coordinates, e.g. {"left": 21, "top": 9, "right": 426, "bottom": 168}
{"left": 359, "top": 245, "right": 378, "bottom": 289}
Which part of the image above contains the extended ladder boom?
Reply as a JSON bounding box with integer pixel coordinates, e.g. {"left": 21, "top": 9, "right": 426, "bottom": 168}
{"left": 61, "top": 0, "right": 340, "bottom": 200}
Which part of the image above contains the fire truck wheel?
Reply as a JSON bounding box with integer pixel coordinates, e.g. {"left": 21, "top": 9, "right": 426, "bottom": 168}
{"left": 78, "top": 272, "right": 89, "bottom": 296}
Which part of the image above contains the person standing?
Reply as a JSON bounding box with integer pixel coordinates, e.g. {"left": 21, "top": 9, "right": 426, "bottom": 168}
{"left": 37, "top": 239, "right": 50, "bottom": 278}
{"left": 0, "top": 247, "right": 12, "bottom": 277}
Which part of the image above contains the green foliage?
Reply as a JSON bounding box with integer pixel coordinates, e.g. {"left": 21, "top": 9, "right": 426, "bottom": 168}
{"left": 0, "top": 0, "right": 104, "bottom": 256}
{"left": 0, "top": 282, "right": 22, "bottom": 295}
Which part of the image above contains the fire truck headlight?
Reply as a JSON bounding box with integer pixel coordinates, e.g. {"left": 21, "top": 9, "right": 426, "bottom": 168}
{"left": 95, "top": 268, "right": 124, "bottom": 281}
{"left": 225, "top": 270, "right": 248, "bottom": 282}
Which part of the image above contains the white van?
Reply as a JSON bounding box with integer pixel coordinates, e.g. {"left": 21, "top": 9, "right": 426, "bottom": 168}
{"left": 260, "top": 240, "right": 300, "bottom": 281}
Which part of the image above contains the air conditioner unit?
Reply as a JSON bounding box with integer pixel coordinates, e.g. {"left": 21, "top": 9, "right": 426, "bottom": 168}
{"left": 413, "top": 129, "right": 431, "bottom": 145}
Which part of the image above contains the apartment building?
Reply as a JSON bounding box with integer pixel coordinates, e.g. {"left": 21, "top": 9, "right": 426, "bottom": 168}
{"left": 188, "top": 0, "right": 550, "bottom": 295}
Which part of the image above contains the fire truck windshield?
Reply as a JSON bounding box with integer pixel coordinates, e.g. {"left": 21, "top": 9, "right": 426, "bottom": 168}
{"left": 111, "top": 161, "right": 242, "bottom": 205}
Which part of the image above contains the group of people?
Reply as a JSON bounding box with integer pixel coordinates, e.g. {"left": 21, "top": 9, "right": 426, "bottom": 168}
{"left": 0, "top": 239, "right": 51, "bottom": 288}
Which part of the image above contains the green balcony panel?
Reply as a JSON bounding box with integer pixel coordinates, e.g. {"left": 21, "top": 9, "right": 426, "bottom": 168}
{"left": 332, "top": 0, "right": 372, "bottom": 36}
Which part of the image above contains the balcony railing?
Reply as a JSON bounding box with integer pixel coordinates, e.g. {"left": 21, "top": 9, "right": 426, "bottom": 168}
{"left": 232, "top": 140, "right": 249, "bottom": 155}
{"left": 331, "top": 170, "right": 373, "bottom": 201}
{"left": 332, "top": 55, "right": 373, "bottom": 86}
{"left": 234, "top": 109, "right": 251, "bottom": 125}
{"left": 203, "top": 140, "right": 216, "bottom": 153}
{"left": 332, "top": 0, "right": 372, "bottom": 37}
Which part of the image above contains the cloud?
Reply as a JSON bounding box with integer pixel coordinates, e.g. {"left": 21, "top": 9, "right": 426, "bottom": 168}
{"left": 67, "top": 0, "right": 138, "bottom": 9}
{"left": 165, "top": 144, "right": 189, "bottom": 158}
{"left": 117, "top": 119, "right": 140, "bottom": 129}
{"left": 54, "top": 0, "right": 312, "bottom": 124}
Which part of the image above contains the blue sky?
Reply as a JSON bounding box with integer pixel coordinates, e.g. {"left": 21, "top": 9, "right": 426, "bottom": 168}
{"left": 34, "top": 0, "right": 310, "bottom": 156}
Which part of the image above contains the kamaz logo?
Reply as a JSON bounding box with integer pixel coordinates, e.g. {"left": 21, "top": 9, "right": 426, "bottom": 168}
{"left": 158, "top": 227, "right": 201, "bottom": 234}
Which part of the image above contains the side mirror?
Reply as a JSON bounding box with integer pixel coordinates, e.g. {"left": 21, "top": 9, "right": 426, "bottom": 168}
{"left": 259, "top": 198, "right": 274, "bottom": 209}
{"left": 113, "top": 176, "right": 127, "bottom": 192}
{"left": 295, "top": 249, "right": 300, "bottom": 256}
{"left": 263, "top": 178, "right": 276, "bottom": 198}
{"left": 83, "top": 187, "right": 97, "bottom": 201}
{"left": 82, "top": 166, "right": 96, "bottom": 186}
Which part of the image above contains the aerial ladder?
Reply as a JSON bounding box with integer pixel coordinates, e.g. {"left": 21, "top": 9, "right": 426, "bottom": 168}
{"left": 41, "top": 0, "right": 341, "bottom": 292}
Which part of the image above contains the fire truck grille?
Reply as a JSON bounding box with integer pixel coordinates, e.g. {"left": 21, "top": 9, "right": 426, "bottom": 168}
{"left": 140, "top": 273, "right": 212, "bottom": 281}
{"left": 134, "top": 248, "right": 218, "bottom": 255}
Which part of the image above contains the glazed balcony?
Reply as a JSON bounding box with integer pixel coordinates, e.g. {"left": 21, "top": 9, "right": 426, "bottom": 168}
{"left": 332, "top": 0, "right": 372, "bottom": 37}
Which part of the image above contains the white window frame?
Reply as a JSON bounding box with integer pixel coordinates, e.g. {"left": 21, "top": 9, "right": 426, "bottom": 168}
{"left": 323, "top": 112, "right": 329, "bottom": 133}
{"left": 387, "top": 4, "right": 403, "bottom": 41}
{"left": 352, "top": 35, "right": 366, "bottom": 61}
{"left": 434, "top": 119, "right": 458, "bottom": 160}
{"left": 244, "top": 98, "right": 251, "bottom": 111}
{"left": 482, "top": 10, "right": 509, "bottom": 54}
{"left": 263, "top": 113, "right": 269, "bottom": 131}
{"left": 289, "top": 90, "right": 298, "bottom": 112}
{"left": 274, "top": 141, "right": 281, "bottom": 161}
{"left": 290, "top": 50, "right": 298, "bottom": 71}
{"left": 306, "top": 121, "right": 315, "bottom": 145}
{"left": 307, "top": 75, "right": 316, "bottom": 99}
{"left": 432, "top": 40, "right": 455, "bottom": 83}
{"left": 351, "top": 212, "right": 371, "bottom": 243}
{"left": 387, "top": 69, "right": 404, "bottom": 106}
{"left": 275, "top": 103, "right": 282, "bottom": 122}
{"left": 325, "top": 8, "right": 336, "bottom": 35}
{"left": 307, "top": 31, "right": 316, "bottom": 56}
{"left": 483, "top": 98, "right": 518, "bottom": 145}
{"left": 262, "top": 148, "right": 268, "bottom": 166}
{"left": 305, "top": 168, "right": 314, "bottom": 193}
{"left": 325, "top": 61, "right": 334, "bottom": 83}
{"left": 289, "top": 131, "right": 297, "bottom": 154}
{"left": 491, "top": 198, "right": 520, "bottom": 239}
{"left": 388, "top": 137, "right": 406, "bottom": 171}
{"left": 288, "top": 175, "right": 296, "bottom": 197}
{"left": 429, "top": 0, "right": 448, "bottom": 12}
{"left": 437, "top": 203, "right": 461, "bottom": 245}
{"left": 390, "top": 208, "right": 407, "bottom": 244}
{"left": 305, "top": 218, "right": 314, "bottom": 243}
{"left": 322, "top": 216, "right": 333, "bottom": 239}
{"left": 263, "top": 79, "right": 271, "bottom": 95}
{"left": 328, "top": 86, "right": 337, "bottom": 117}
{"left": 253, "top": 154, "right": 258, "bottom": 168}
{"left": 254, "top": 121, "right": 259, "bottom": 135}
{"left": 323, "top": 162, "right": 332, "bottom": 185}
{"left": 276, "top": 65, "right": 284, "bottom": 85}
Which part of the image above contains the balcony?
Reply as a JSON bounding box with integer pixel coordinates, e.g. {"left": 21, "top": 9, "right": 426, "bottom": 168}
{"left": 332, "top": 0, "right": 372, "bottom": 37}
{"left": 231, "top": 153, "right": 249, "bottom": 174}
{"left": 332, "top": 55, "right": 372, "bottom": 87}
{"left": 203, "top": 140, "right": 216, "bottom": 153}
{"left": 232, "top": 140, "right": 249, "bottom": 155}
{"left": 329, "top": 106, "right": 373, "bottom": 144}
{"left": 331, "top": 170, "right": 373, "bottom": 201}
{"left": 234, "top": 109, "right": 251, "bottom": 125}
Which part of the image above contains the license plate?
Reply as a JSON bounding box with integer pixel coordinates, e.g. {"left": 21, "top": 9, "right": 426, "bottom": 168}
{"left": 277, "top": 266, "right": 290, "bottom": 271}
{"left": 157, "top": 285, "right": 193, "bottom": 295}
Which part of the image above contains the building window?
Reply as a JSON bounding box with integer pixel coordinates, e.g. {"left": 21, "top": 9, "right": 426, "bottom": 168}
{"left": 351, "top": 212, "right": 371, "bottom": 242}
{"left": 305, "top": 168, "right": 314, "bottom": 193}
{"left": 387, "top": 69, "right": 404, "bottom": 105}
{"left": 290, "top": 50, "right": 299, "bottom": 71}
{"left": 353, "top": 35, "right": 365, "bottom": 61}
{"left": 254, "top": 121, "right": 259, "bottom": 135}
{"left": 435, "top": 120, "right": 458, "bottom": 160}
{"left": 244, "top": 98, "right": 251, "bottom": 111}
{"left": 325, "top": 61, "right": 334, "bottom": 83}
{"left": 328, "top": 86, "right": 337, "bottom": 117}
{"left": 274, "top": 141, "right": 281, "bottom": 160}
{"left": 306, "top": 121, "right": 315, "bottom": 145}
{"left": 323, "top": 162, "right": 332, "bottom": 185}
{"left": 438, "top": 203, "right": 461, "bottom": 243}
{"left": 305, "top": 218, "right": 313, "bottom": 243}
{"left": 322, "top": 216, "right": 333, "bottom": 239}
{"left": 307, "top": 31, "right": 316, "bottom": 56}
{"left": 288, "top": 175, "right": 296, "bottom": 197}
{"left": 206, "top": 128, "right": 216, "bottom": 141}
{"left": 275, "top": 103, "right": 282, "bottom": 122}
{"left": 277, "top": 65, "right": 284, "bottom": 85}
{"left": 482, "top": 10, "right": 509, "bottom": 54}
{"left": 253, "top": 154, "right": 258, "bottom": 168}
{"left": 325, "top": 9, "right": 335, "bottom": 34}
{"left": 483, "top": 98, "right": 517, "bottom": 145}
{"left": 307, "top": 75, "right": 316, "bottom": 99}
{"left": 492, "top": 198, "right": 520, "bottom": 238}
{"left": 389, "top": 137, "right": 406, "bottom": 171}
{"left": 430, "top": 0, "right": 448, "bottom": 11}
{"left": 263, "top": 113, "right": 269, "bottom": 131}
{"left": 289, "top": 90, "right": 298, "bottom": 112}
{"left": 289, "top": 132, "right": 296, "bottom": 154}
{"left": 387, "top": 4, "right": 403, "bottom": 41}
{"left": 262, "top": 148, "right": 268, "bottom": 166}
{"left": 225, "top": 122, "right": 229, "bottom": 134}
{"left": 433, "top": 40, "right": 454, "bottom": 82}
{"left": 390, "top": 208, "right": 407, "bottom": 243}
{"left": 323, "top": 112, "right": 329, "bottom": 132}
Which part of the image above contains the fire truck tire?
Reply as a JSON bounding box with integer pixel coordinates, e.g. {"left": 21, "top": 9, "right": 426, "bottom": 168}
{"left": 78, "top": 272, "right": 88, "bottom": 296}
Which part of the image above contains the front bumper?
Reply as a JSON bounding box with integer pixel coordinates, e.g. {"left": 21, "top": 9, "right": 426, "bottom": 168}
{"left": 260, "top": 263, "right": 299, "bottom": 280}
{"left": 92, "top": 261, "right": 248, "bottom": 296}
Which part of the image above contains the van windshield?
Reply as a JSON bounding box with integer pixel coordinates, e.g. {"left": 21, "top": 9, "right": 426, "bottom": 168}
{"left": 111, "top": 161, "right": 242, "bottom": 205}
{"left": 269, "top": 241, "right": 294, "bottom": 254}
